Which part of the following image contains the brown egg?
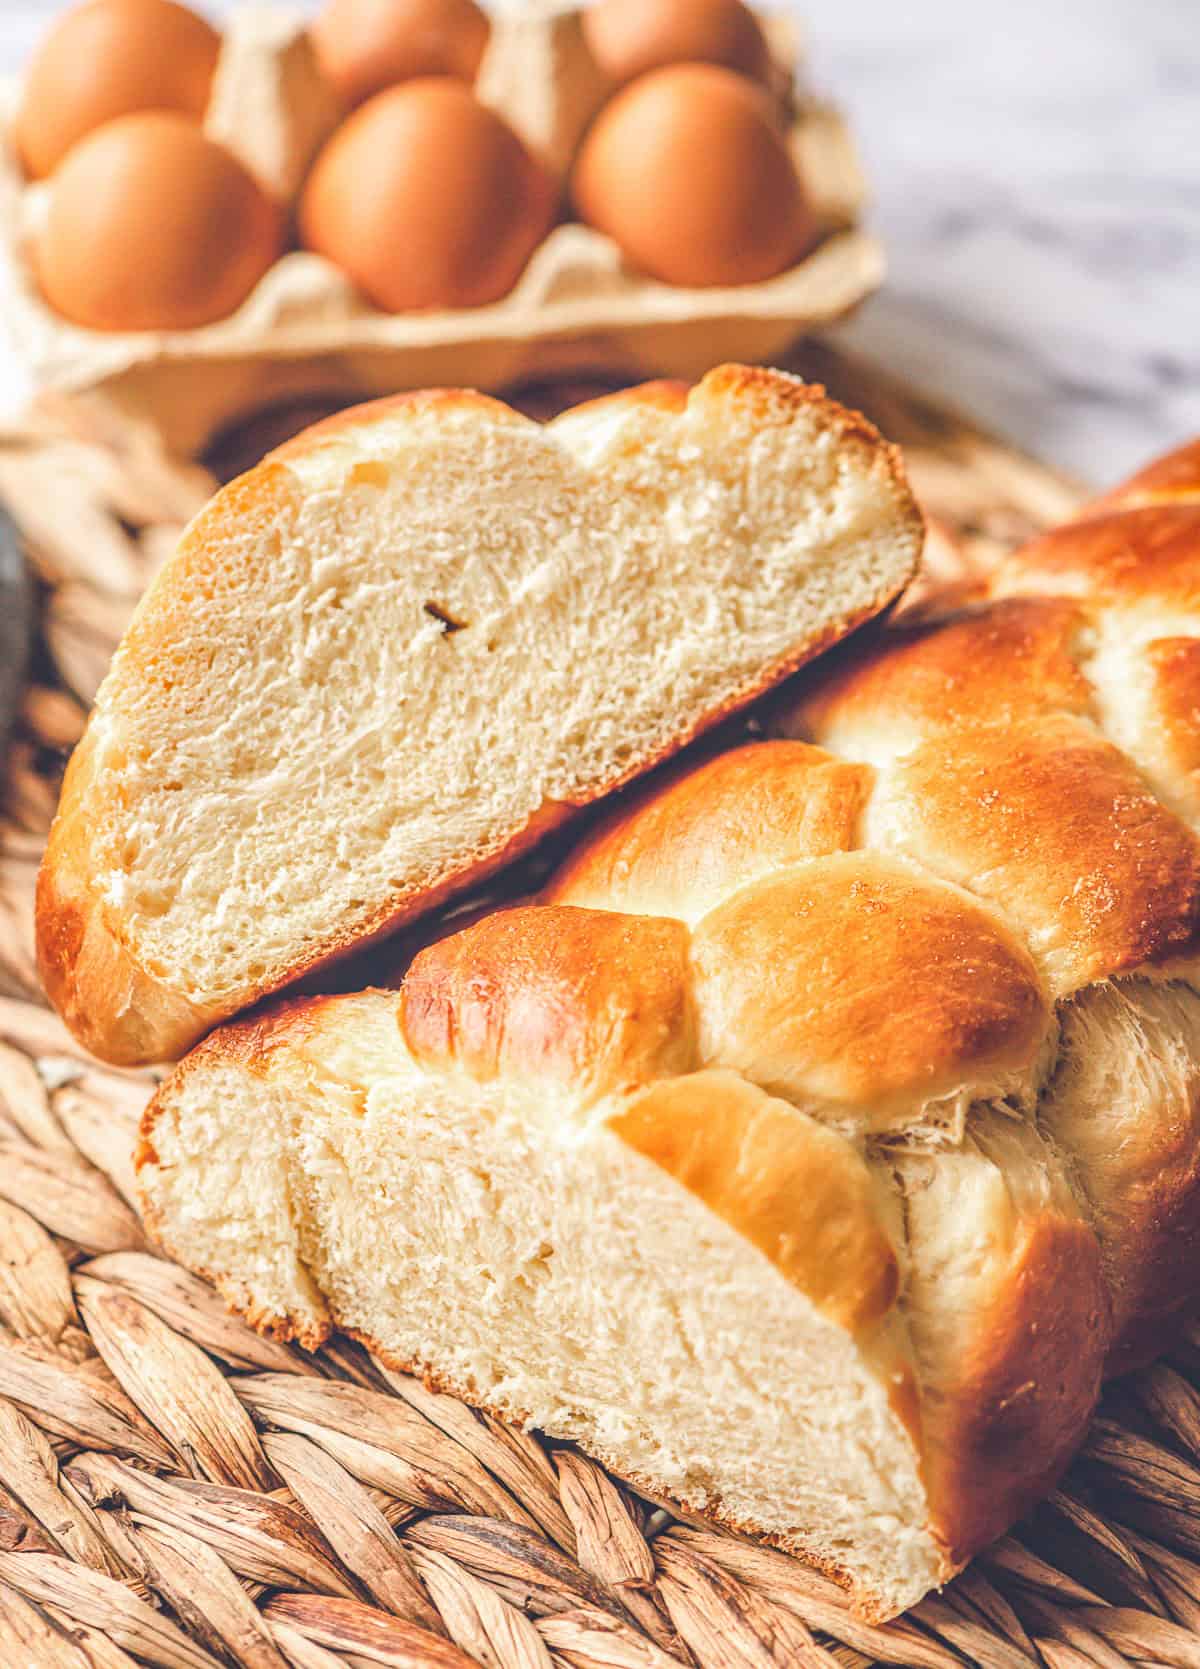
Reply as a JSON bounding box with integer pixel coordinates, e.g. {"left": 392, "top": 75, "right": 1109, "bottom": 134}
{"left": 34, "top": 113, "right": 285, "bottom": 332}
{"left": 572, "top": 64, "right": 816, "bottom": 288}
{"left": 583, "top": 0, "right": 773, "bottom": 87}
{"left": 299, "top": 80, "right": 558, "bottom": 312}
{"left": 311, "top": 0, "right": 490, "bottom": 107}
{"left": 14, "top": 0, "right": 221, "bottom": 180}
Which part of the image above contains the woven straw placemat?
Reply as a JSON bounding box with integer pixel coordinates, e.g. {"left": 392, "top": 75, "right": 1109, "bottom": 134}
{"left": 2, "top": 352, "right": 1199, "bottom": 1669}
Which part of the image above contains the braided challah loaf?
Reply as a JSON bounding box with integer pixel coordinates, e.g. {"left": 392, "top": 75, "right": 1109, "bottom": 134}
{"left": 139, "top": 437, "right": 1200, "bottom": 1622}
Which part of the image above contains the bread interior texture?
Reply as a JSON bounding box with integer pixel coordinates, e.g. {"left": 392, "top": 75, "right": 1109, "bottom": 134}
{"left": 96, "top": 387, "right": 914, "bottom": 1005}
{"left": 145, "top": 994, "right": 943, "bottom": 1616}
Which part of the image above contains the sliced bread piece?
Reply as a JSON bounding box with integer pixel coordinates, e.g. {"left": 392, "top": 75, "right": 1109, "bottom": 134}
{"left": 37, "top": 365, "right": 922, "bottom": 1064}
{"left": 136, "top": 921, "right": 1104, "bottom": 1623}
{"left": 137, "top": 984, "right": 938, "bottom": 1619}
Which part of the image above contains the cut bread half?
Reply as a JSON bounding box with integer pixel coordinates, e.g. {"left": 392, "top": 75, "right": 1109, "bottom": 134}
{"left": 138, "top": 929, "right": 1106, "bottom": 1623}
{"left": 37, "top": 365, "right": 922, "bottom": 1064}
{"left": 139, "top": 991, "right": 939, "bottom": 1618}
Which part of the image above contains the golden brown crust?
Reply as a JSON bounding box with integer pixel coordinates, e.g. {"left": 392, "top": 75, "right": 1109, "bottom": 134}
{"left": 1145, "top": 636, "right": 1200, "bottom": 795}
{"left": 689, "top": 853, "right": 1047, "bottom": 1124}
{"left": 399, "top": 905, "right": 696, "bottom": 1101}
{"left": 875, "top": 714, "right": 1200, "bottom": 993}
{"left": 548, "top": 380, "right": 690, "bottom": 423}
{"left": 919, "top": 1214, "right": 1108, "bottom": 1561}
{"left": 36, "top": 464, "right": 309, "bottom": 1062}
{"left": 551, "top": 366, "right": 916, "bottom": 510}
{"left": 548, "top": 740, "right": 871, "bottom": 923}
{"left": 698, "top": 364, "right": 901, "bottom": 456}
{"left": 266, "top": 387, "right": 529, "bottom": 462}
{"left": 788, "top": 597, "right": 1093, "bottom": 749}
{"left": 993, "top": 504, "right": 1200, "bottom": 608}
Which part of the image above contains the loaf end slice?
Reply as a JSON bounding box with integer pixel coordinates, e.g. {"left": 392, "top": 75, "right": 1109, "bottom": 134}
{"left": 137, "top": 989, "right": 945, "bottom": 1621}
{"left": 138, "top": 902, "right": 1106, "bottom": 1622}
{"left": 37, "top": 366, "right": 922, "bottom": 1064}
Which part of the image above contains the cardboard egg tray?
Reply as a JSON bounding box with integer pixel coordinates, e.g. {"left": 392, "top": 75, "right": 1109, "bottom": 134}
{"left": 0, "top": 2, "right": 882, "bottom": 457}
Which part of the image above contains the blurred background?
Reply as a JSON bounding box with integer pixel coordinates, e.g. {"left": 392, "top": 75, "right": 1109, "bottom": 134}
{"left": 3, "top": 0, "right": 1197, "bottom": 484}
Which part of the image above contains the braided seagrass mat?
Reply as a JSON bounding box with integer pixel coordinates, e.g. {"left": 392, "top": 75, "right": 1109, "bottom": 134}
{"left": 2, "top": 350, "right": 1200, "bottom": 1669}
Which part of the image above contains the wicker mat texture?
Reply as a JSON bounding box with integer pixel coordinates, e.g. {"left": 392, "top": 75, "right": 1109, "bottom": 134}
{"left": 1, "top": 350, "right": 1199, "bottom": 1669}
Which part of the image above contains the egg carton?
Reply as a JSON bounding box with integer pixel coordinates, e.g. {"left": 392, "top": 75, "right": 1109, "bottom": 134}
{"left": 0, "top": 2, "right": 882, "bottom": 458}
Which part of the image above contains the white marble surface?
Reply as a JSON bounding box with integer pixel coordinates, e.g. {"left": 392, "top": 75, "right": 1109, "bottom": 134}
{"left": 3, "top": 0, "right": 1197, "bottom": 484}
{"left": 801, "top": 0, "right": 1200, "bottom": 485}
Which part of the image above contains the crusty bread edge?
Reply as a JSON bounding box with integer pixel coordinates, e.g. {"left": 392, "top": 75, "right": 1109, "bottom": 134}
{"left": 35, "top": 726, "right": 219, "bottom": 1065}
{"left": 36, "top": 757, "right": 577, "bottom": 1066}
{"left": 918, "top": 1212, "right": 1108, "bottom": 1564}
